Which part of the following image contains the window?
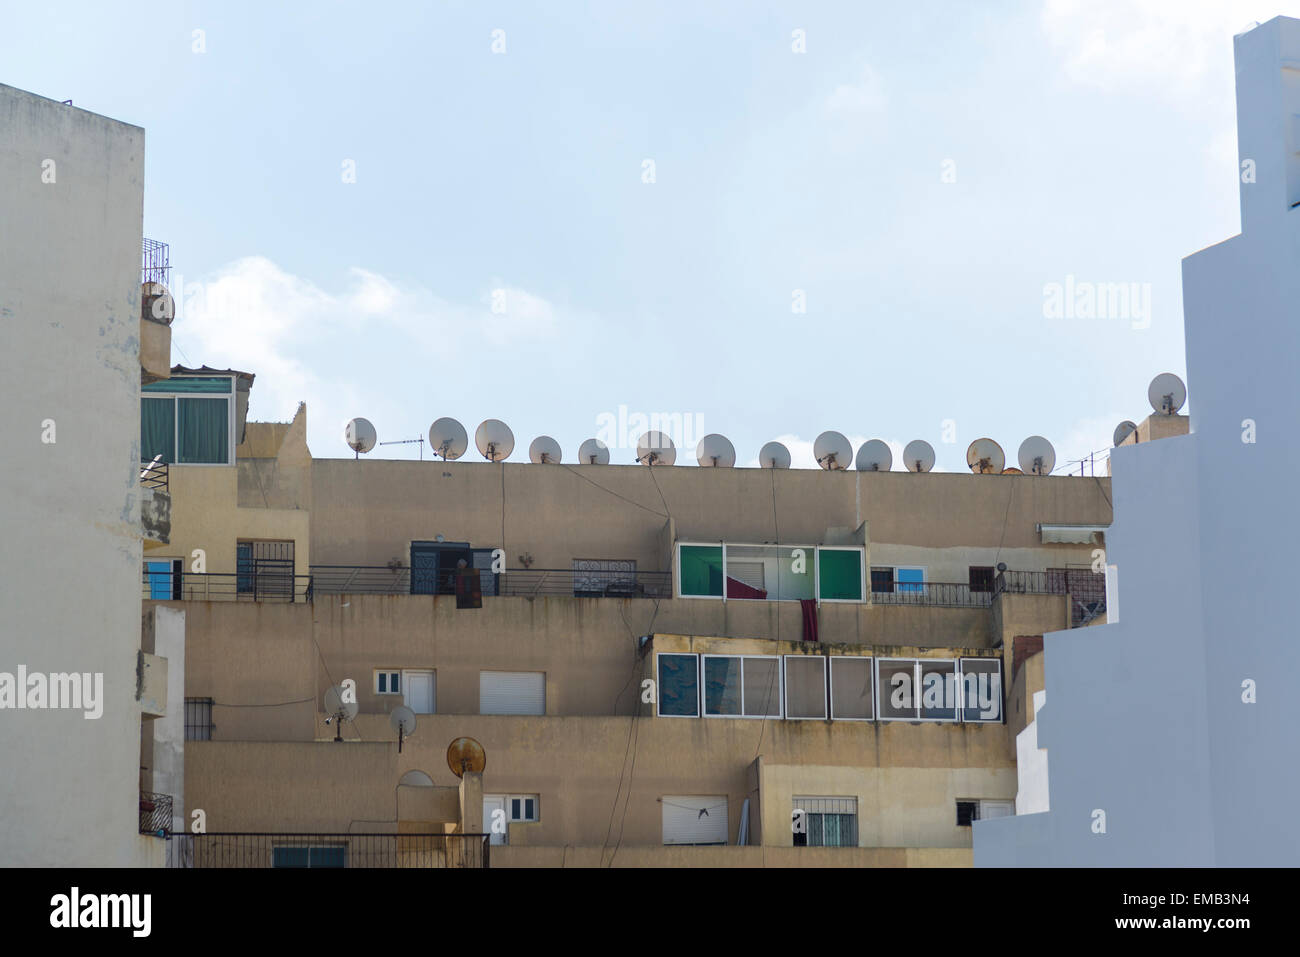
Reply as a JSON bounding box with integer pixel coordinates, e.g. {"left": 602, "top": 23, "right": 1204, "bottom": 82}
{"left": 877, "top": 658, "right": 959, "bottom": 721}
{"left": 793, "top": 797, "right": 858, "bottom": 847}
{"left": 144, "top": 559, "right": 183, "bottom": 600}
{"left": 140, "top": 376, "right": 234, "bottom": 465}
{"left": 662, "top": 796, "right": 728, "bottom": 845}
{"left": 876, "top": 658, "right": 920, "bottom": 720}
{"left": 783, "top": 656, "right": 827, "bottom": 720}
{"left": 829, "top": 657, "right": 874, "bottom": 720}
{"left": 656, "top": 653, "right": 700, "bottom": 717}
{"left": 959, "top": 658, "right": 1003, "bottom": 722}
{"left": 410, "top": 542, "right": 498, "bottom": 597}
{"left": 918, "top": 659, "right": 959, "bottom": 721}
{"left": 375, "top": 671, "right": 401, "bottom": 695}
{"left": 678, "top": 544, "right": 723, "bottom": 597}
{"left": 896, "top": 567, "right": 925, "bottom": 594}
{"left": 508, "top": 795, "right": 539, "bottom": 822}
{"left": 479, "top": 671, "right": 545, "bottom": 715}
{"left": 957, "top": 799, "right": 1014, "bottom": 826}
{"left": 702, "top": 655, "right": 781, "bottom": 718}
{"left": 870, "top": 567, "right": 894, "bottom": 593}
{"left": 969, "top": 566, "right": 995, "bottom": 593}
{"left": 184, "top": 698, "right": 213, "bottom": 740}
{"left": 236, "top": 540, "right": 295, "bottom": 598}
{"left": 272, "top": 845, "right": 346, "bottom": 867}
{"left": 724, "top": 545, "right": 812, "bottom": 601}
{"left": 818, "top": 548, "right": 864, "bottom": 601}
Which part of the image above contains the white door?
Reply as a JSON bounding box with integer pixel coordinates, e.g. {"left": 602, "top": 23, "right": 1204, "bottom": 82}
{"left": 483, "top": 795, "right": 507, "bottom": 845}
{"left": 662, "top": 795, "right": 729, "bottom": 845}
{"left": 403, "top": 670, "right": 435, "bottom": 714}
{"left": 479, "top": 671, "right": 545, "bottom": 715}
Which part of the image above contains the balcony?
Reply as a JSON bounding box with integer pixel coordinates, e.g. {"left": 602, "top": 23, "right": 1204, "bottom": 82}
{"left": 167, "top": 833, "right": 490, "bottom": 868}
{"left": 139, "top": 791, "right": 172, "bottom": 836}
{"left": 870, "top": 581, "right": 993, "bottom": 609}
{"left": 994, "top": 569, "right": 1106, "bottom": 627}
{"left": 309, "top": 565, "right": 672, "bottom": 599}
{"left": 142, "top": 570, "right": 312, "bottom": 603}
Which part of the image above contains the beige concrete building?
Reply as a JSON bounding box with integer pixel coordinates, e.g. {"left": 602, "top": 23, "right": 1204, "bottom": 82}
{"left": 137, "top": 365, "right": 1138, "bottom": 867}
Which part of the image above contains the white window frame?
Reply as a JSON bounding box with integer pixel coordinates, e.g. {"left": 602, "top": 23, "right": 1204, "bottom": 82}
{"left": 828, "top": 655, "right": 875, "bottom": 722}
{"left": 874, "top": 657, "right": 961, "bottom": 723}
{"left": 894, "top": 565, "right": 928, "bottom": 595}
{"left": 675, "top": 542, "right": 725, "bottom": 601}
{"left": 401, "top": 668, "right": 436, "bottom": 714}
{"left": 792, "top": 795, "right": 859, "bottom": 847}
{"left": 655, "top": 652, "right": 700, "bottom": 718}
{"left": 781, "top": 655, "right": 828, "bottom": 721}
{"left": 957, "top": 657, "right": 1004, "bottom": 723}
{"left": 700, "top": 654, "right": 783, "bottom": 719}
{"left": 815, "top": 546, "right": 868, "bottom": 604}
{"left": 505, "top": 794, "right": 540, "bottom": 822}
{"left": 374, "top": 670, "right": 401, "bottom": 695}
{"left": 141, "top": 377, "right": 237, "bottom": 467}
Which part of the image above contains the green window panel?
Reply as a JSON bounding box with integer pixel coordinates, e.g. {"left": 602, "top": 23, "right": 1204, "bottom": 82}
{"left": 143, "top": 376, "right": 233, "bottom": 393}
{"left": 679, "top": 545, "right": 723, "bottom": 597}
{"left": 141, "top": 397, "right": 175, "bottom": 462}
{"left": 818, "top": 549, "right": 863, "bottom": 601}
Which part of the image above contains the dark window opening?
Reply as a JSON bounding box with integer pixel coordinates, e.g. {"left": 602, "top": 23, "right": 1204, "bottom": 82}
{"left": 969, "top": 566, "right": 995, "bottom": 593}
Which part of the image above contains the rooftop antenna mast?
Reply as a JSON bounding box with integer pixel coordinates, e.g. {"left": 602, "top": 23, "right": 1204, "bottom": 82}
{"left": 378, "top": 436, "right": 426, "bottom": 460}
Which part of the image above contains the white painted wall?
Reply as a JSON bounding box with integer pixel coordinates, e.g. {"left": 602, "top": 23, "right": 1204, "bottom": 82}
{"left": 1014, "top": 690, "right": 1049, "bottom": 815}
{"left": 0, "top": 84, "right": 147, "bottom": 865}
{"left": 152, "top": 606, "right": 186, "bottom": 864}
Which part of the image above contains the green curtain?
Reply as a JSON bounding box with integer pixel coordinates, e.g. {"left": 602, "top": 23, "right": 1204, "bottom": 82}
{"left": 679, "top": 545, "right": 723, "bottom": 596}
{"left": 178, "top": 397, "right": 228, "bottom": 463}
{"left": 141, "top": 397, "right": 175, "bottom": 462}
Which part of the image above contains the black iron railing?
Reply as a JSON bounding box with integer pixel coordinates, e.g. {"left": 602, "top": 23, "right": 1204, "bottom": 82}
{"left": 310, "top": 566, "right": 672, "bottom": 599}
{"left": 142, "top": 570, "right": 313, "bottom": 603}
{"left": 142, "top": 238, "right": 170, "bottom": 286}
{"left": 870, "top": 581, "right": 993, "bottom": 608}
{"left": 167, "top": 833, "right": 490, "bottom": 868}
{"left": 994, "top": 569, "right": 1106, "bottom": 627}
{"left": 140, "top": 792, "right": 173, "bottom": 836}
{"left": 140, "top": 458, "right": 168, "bottom": 491}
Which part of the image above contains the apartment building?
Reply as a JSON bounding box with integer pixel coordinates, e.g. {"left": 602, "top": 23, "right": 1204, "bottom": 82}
{"left": 0, "top": 83, "right": 182, "bottom": 866}
{"left": 140, "top": 367, "right": 1138, "bottom": 866}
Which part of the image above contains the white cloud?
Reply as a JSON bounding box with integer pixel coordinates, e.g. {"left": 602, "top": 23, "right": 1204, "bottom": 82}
{"left": 823, "top": 64, "right": 887, "bottom": 116}
{"left": 1041, "top": 0, "right": 1297, "bottom": 96}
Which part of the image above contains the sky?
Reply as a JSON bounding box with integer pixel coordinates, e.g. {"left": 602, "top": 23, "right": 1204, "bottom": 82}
{"left": 5, "top": 0, "right": 1297, "bottom": 471}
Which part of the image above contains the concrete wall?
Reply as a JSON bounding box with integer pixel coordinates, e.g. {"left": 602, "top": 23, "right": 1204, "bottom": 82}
{"left": 0, "top": 85, "right": 147, "bottom": 865}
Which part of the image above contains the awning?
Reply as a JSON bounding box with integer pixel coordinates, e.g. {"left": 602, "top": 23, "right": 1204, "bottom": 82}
{"left": 1038, "top": 523, "right": 1108, "bottom": 544}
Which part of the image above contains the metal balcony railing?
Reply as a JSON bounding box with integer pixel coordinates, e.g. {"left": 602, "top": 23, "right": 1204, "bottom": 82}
{"left": 139, "top": 791, "right": 173, "bottom": 836}
{"left": 167, "top": 833, "right": 490, "bottom": 868}
{"left": 994, "top": 569, "right": 1106, "bottom": 627}
{"left": 142, "top": 570, "right": 313, "bottom": 603}
{"left": 870, "top": 581, "right": 993, "bottom": 608}
{"left": 309, "top": 566, "right": 672, "bottom": 599}
{"left": 139, "top": 458, "right": 168, "bottom": 491}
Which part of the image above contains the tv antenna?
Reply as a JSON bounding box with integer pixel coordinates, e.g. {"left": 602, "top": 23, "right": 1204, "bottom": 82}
{"left": 1017, "top": 436, "right": 1056, "bottom": 476}
{"left": 1148, "top": 372, "right": 1187, "bottom": 415}
{"left": 389, "top": 705, "right": 416, "bottom": 753}
{"left": 696, "top": 434, "right": 736, "bottom": 468}
{"left": 475, "top": 419, "right": 515, "bottom": 461}
{"left": 446, "top": 737, "right": 487, "bottom": 777}
{"left": 578, "top": 438, "right": 610, "bottom": 465}
{"left": 903, "top": 439, "right": 936, "bottom": 473}
{"left": 428, "top": 417, "right": 469, "bottom": 460}
{"left": 378, "top": 436, "right": 425, "bottom": 459}
{"left": 758, "top": 441, "right": 791, "bottom": 469}
{"left": 323, "top": 685, "right": 358, "bottom": 743}
{"left": 344, "top": 417, "right": 377, "bottom": 458}
{"left": 528, "top": 435, "right": 562, "bottom": 464}
{"left": 636, "top": 431, "right": 676, "bottom": 466}
{"left": 966, "top": 438, "right": 1005, "bottom": 474}
{"left": 855, "top": 439, "right": 893, "bottom": 472}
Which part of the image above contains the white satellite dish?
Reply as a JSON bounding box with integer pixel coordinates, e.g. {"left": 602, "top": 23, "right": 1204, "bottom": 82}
{"left": 578, "top": 438, "right": 610, "bottom": 465}
{"left": 529, "top": 435, "right": 562, "bottom": 464}
{"left": 855, "top": 440, "right": 893, "bottom": 472}
{"left": 903, "top": 440, "right": 936, "bottom": 473}
{"left": 1113, "top": 420, "right": 1139, "bottom": 447}
{"left": 636, "top": 431, "right": 676, "bottom": 466}
{"left": 1148, "top": 373, "right": 1187, "bottom": 415}
{"left": 429, "top": 417, "right": 468, "bottom": 460}
{"left": 1017, "top": 436, "right": 1056, "bottom": 475}
{"left": 966, "top": 438, "right": 1005, "bottom": 474}
{"left": 759, "top": 441, "right": 791, "bottom": 469}
{"left": 323, "top": 685, "right": 358, "bottom": 742}
{"left": 344, "top": 417, "right": 377, "bottom": 456}
{"left": 389, "top": 705, "right": 416, "bottom": 753}
{"left": 141, "top": 282, "right": 175, "bottom": 325}
{"left": 696, "top": 434, "right": 736, "bottom": 468}
{"left": 475, "top": 419, "right": 515, "bottom": 461}
{"left": 813, "top": 431, "right": 852, "bottom": 471}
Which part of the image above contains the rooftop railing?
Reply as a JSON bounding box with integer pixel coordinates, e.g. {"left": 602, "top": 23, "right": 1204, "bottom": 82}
{"left": 167, "top": 833, "right": 490, "bottom": 868}
{"left": 994, "top": 568, "right": 1106, "bottom": 627}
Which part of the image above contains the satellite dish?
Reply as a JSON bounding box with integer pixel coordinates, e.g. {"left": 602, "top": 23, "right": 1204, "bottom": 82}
{"left": 696, "top": 434, "right": 736, "bottom": 468}
{"left": 1017, "top": 436, "right": 1056, "bottom": 476}
{"left": 528, "top": 435, "right": 562, "bottom": 464}
{"left": 813, "top": 431, "right": 852, "bottom": 470}
{"left": 323, "top": 685, "right": 358, "bottom": 743}
{"left": 475, "top": 419, "right": 515, "bottom": 461}
{"left": 1001, "top": 467, "right": 1023, "bottom": 474}
{"left": 966, "top": 438, "right": 1005, "bottom": 474}
{"left": 1148, "top": 373, "right": 1187, "bottom": 415}
{"left": 578, "top": 438, "right": 610, "bottom": 465}
{"left": 141, "top": 282, "right": 175, "bottom": 325}
{"left": 1113, "top": 420, "right": 1139, "bottom": 447}
{"left": 758, "top": 441, "right": 791, "bottom": 469}
{"left": 344, "top": 417, "right": 377, "bottom": 456}
{"left": 855, "top": 440, "right": 893, "bottom": 472}
{"left": 390, "top": 705, "right": 416, "bottom": 753}
{"left": 636, "top": 431, "right": 676, "bottom": 466}
{"left": 446, "top": 737, "right": 487, "bottom": 778}
{"left": 429, "top": 417, "right": 468, "bottom": 460}
{"left": 903, "top": 440, "right": 936, "bottom": 473}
